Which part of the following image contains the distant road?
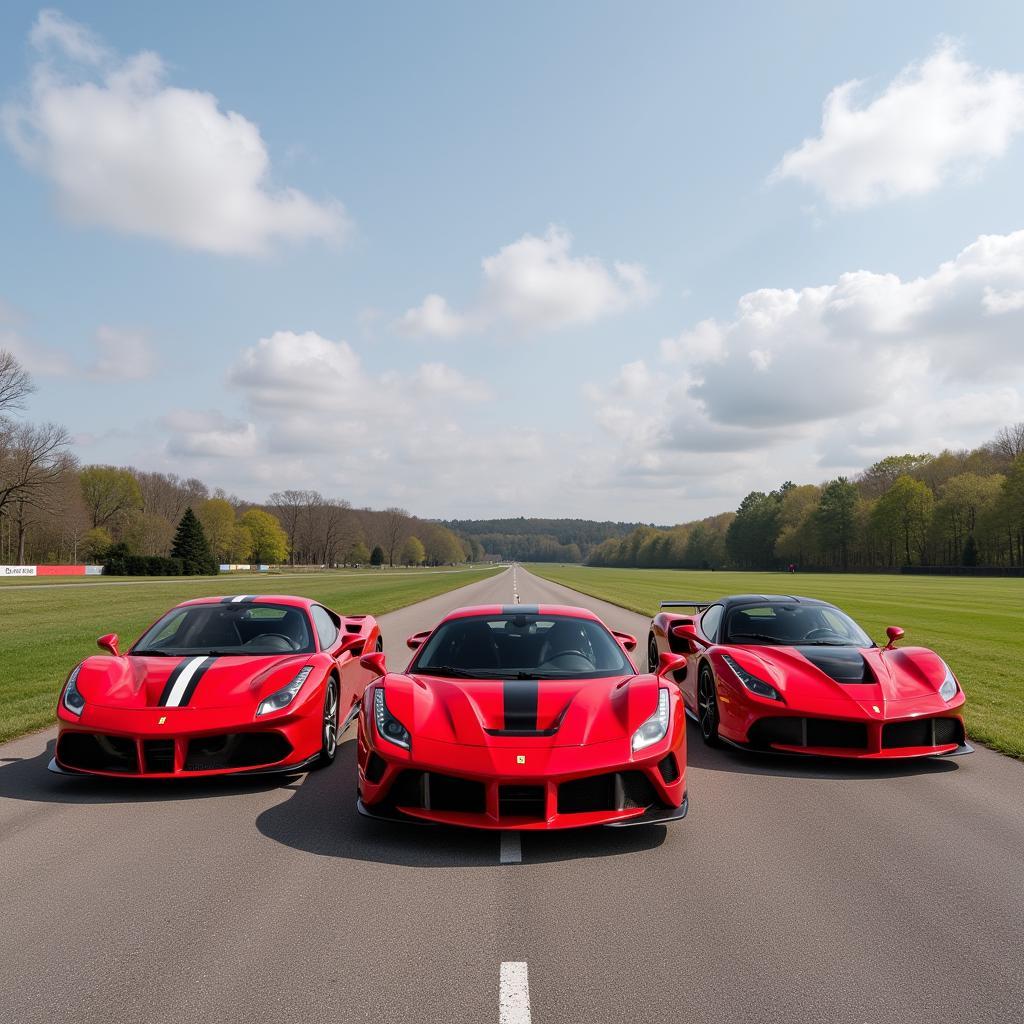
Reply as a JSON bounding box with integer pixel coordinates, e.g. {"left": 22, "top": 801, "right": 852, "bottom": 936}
{"left": 1, "top": 565, "right": 1021, "bottom": 1023}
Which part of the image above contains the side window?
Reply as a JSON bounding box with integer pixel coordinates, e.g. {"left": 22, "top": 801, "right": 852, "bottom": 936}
{"left": 311, "top": 606, "right": 339, "bottom": 650}
{"left": 699, "top": 604, "right": 724, "bottom": 641}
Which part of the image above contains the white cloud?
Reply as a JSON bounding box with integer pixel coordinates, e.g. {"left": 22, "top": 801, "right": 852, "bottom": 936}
{"left": 87, "top": 326, "right": 157, "bottom": 380}
{"left": 773, "top": 43, "right": 1024, "bottom": 208}
{"left": 588, "top": 227, "right": 1024, "bottom": 503}
{"left": 399, "top": 226, "right": 652, "bottom": 337}
{"left": 2, "top": 11, "right": 346, "bottom": 254}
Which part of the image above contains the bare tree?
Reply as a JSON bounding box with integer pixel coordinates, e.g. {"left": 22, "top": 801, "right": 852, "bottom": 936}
{"left": 381, "top": 507, "right": 410, "bottom": 567}
{"left": 0, "top": 350, "right": 34, "bottom": 415}
{"left": 988, "top": 422, "right": 1024, "bottom": 463}
{"left": 268, "top": 489, "right": 322, "bottom": 564}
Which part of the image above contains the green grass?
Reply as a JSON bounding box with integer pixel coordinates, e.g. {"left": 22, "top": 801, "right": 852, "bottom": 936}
{"left": 0, "top": 566, "right": 501, "bottom": 744}
{"left": 526, "top": 564, "right": 1024, "bottom": 760}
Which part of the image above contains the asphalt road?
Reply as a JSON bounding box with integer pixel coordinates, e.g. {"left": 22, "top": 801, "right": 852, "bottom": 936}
{"left": 1, "top": 566, "right": 1022, "bottom": 1024}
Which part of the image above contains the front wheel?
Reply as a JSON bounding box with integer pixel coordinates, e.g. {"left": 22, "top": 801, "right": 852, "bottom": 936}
{"left": 648, "top": 635, "right": 659, "bottom": 674}
{"left": 697, "top": 663, "right": 721, "bottom": 747}
{"left": 313, "top": 676, "right": 340, "bottom": 769}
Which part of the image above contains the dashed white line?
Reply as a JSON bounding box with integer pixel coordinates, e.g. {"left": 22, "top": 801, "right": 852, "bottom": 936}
{"left": 499, "top": 962, "right": 531, "bottom": 1024}
{"left": 499, "top": 830, "right": 522, "bottom": 864}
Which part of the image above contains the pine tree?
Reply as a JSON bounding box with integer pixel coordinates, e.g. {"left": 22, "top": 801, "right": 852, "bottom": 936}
{"left": 170, "top": 507, "right": 218, "bottom": 576}
{"left": 962, "top": 533, "right": 979, "bottom": 567}
{"left": 370, "top": 545, "right": 385, "bottom": 567}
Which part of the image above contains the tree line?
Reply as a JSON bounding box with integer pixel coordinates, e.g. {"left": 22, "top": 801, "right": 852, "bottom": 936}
{"left": 589, "top": 426, "right": 1024, "bottom": 571}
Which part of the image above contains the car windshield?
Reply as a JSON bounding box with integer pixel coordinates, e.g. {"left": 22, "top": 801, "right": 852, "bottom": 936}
{"left": 132, "top": 603, "right": 315, "bottom": 656}
{"left": 410, "top": 613, "right": 634, "bottom": 679}
{"left": 723, "top": 603, "right": 872, "bottom": 647}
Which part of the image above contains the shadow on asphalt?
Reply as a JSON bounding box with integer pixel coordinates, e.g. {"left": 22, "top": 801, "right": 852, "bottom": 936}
{"left": 684, "top": 720, "right": 961, "bottom": 780}
{"left": 0, "top": 740, "right": 290, "bottom": 804}
{"left": 256, "top": 738, "right": 669, "bottom": 867}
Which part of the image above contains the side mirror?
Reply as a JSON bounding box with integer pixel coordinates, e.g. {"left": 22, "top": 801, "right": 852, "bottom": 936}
{"left": 338, "top": 633, "right": 366, "bottom": 655}
{"left": 406, "top": 630, "right": 431, "bottom": 650}
{"left": 97, "top": 633, "right": 120, "bottom": 656}
{"left": 884, "top": 626, "right": 905, "bottom": 650}
{"left": 359, "top": 651, "right": 387, "bottom": 677}
{"left": 670, "top": 623, "right": 703, "bottom": 651}
{"left": 657, "top": 651, "right": 688, "bottom": 677}
{"left": 612, "top": 630, "right": 637, "bottom": 652}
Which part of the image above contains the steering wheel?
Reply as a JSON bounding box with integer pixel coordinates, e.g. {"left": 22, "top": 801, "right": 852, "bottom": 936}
{"left": 247, "top": 633, "right": 301, "bottom": 651}
{"left": 801, "top": 627, "right": 843, "bottom": 642}
{"left": 545, "top": 649, "right": 592, "bottom": 663}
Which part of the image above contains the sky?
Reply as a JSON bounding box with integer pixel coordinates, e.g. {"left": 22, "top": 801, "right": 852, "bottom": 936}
{"left": 3, "top": 2, "right": 1024, "bottom": 522}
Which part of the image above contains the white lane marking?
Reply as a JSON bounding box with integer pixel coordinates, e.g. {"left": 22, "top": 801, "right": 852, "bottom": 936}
{"left": 163, "top": 656, "right": 207, "bottom": 707}
{"left": 499, "top": 830, "right": 522, "bottom": 864}
{"left": 499, "top": 962, "right": 531, "bottom": 1024}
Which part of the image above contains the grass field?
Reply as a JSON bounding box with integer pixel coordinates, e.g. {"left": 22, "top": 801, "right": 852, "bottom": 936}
{"left": 0, "top": 566, "right": 502, "bottom": 744}
{"left": 527, "top": 564, "right": 1024, "bottom": 760}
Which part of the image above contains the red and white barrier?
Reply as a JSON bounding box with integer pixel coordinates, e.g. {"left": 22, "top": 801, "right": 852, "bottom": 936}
{"left": 1, "top": 565, "right": 98, "bottom": 577}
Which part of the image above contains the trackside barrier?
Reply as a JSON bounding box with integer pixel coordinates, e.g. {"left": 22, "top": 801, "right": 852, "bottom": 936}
{"left": 1, "top": 565, "right": 97, "bottom": 577}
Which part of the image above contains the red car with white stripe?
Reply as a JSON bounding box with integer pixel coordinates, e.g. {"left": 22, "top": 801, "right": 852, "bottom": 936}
{"left": 52, "top": 595, "right": 382, "bottom": 778}
{"left": 355, "top": 604, "right": 688, "bottom": 829}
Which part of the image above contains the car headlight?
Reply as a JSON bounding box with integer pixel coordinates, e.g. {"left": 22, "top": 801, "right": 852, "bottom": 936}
{"left": 632, "top": 688, "right": 670, "bottom": 752}
{"left": 373, "top": 687, "right": 410, "bottom": 749}
{"left": 939, "top": 664, "right": 958, "bottom": 702}
{"left": 723, "top": 653, "right": 781, "bottom": 700}
{"left": 62, "top": 665, "right": 85, "bottom": 716}
{"left": 257, "top": 666, "right": 313, "bottom": 716}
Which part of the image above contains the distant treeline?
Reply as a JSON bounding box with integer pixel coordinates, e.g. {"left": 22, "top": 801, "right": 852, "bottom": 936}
{"left": 444, "top": 517, "right": 658, "bottom": 562}
{"left": 590, "top": 424, "right": 1024, "bottom": 571}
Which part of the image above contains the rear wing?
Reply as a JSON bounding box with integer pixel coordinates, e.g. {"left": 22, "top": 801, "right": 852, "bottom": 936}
{"left": 659, "top": 600, "right": 711, "bottom": 611}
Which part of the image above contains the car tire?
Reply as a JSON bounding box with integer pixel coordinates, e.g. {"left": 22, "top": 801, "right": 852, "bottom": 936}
{"left": 648, "top": 634, "right": 659, "bottom": 674}
{"left": 697, "top": 662, "right": 721, "bottom": 747}
{"left": 375, "top": 635, "right": 383, "bottom": 653}
{"left": 313, "top": 675, "right": 340, "bottom": 769}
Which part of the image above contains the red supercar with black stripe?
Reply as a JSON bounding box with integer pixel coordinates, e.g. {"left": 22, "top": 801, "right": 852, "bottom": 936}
{"left": 355, "top": 604, "right": 688, "bottom": 829}
{"left": 52, "top": 594, "right": 382, "bottom": 778}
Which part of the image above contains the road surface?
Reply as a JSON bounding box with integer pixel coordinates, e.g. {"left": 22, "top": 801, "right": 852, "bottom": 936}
{"left": 1, "top": 566, "right": 1022, "bottom": 1023}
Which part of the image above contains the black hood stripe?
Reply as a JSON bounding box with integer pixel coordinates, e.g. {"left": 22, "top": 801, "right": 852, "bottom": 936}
{"left": 158, "top": 656, "right": 217, "bottom": 707}
{"left": 503, "top": 679, "right": 539, "bottom": 731}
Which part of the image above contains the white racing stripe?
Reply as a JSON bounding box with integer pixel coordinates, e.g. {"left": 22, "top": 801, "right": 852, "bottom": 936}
{"left": 163, "top": 657, "right": 208, "bottom": 707}
{"left": 230, "top": 594, "right": 250, "bottom": 602}
{"left": 499, "top": 962, "right": 531, "bottom": 1024}
{"left": 499, "top": 831, "right": 522, "bottom": 864}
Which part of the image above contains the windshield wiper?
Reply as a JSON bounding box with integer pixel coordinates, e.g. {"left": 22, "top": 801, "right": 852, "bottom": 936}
{"left": 131, "top": 649, "right": 174, "bottom": 657}
{"left": 416, "top": 665, "right": 482, "bottom": 678}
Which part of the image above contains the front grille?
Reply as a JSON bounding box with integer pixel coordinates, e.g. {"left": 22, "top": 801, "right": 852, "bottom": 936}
{"left": 883, "top": 717, "right": 963, "bottom": 749}
{"left": 388, "top": 770, "right": 487, "bottom": 813}
{"left": 806, "top": 718, "right": 867, "bottom": 749}
{"left": 58, "top": 733, "right": 138, "bottom": 773}
{"left": 183, "top": 732, "right": 291, "bottom": 771}
{"left": 499, "top": 784, "right": 545, "bottom": 819}
{"left": 556, "top": 771, "right": 658, "bottom": 814}
{"left": 748, "top": 716, "right": 868, "bottom": 750}
{"left": 143, "top": 739, "right": 175, "bottom": 773}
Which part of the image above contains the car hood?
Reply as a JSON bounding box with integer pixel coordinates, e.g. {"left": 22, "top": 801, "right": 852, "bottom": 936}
{"left": 74, "top": 653, "right": 312, "bottom": 710}
{"left": 723, "top": 644, "right": 952, "bottom": 711}
{"left": 379, "top": 671, "right": 661, "bottom": 748}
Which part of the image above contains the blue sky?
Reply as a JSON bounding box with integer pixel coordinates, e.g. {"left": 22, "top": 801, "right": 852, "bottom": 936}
{"left": 3, "top": 2, "right": 1024, "bottom": 520}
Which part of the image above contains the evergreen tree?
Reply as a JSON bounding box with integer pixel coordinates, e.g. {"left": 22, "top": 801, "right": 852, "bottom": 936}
{"left": 962, "top": 533, "right": 979, "bottom": 566}
{"left": 170, "top": 507, "right": 218, "bottom": 575}
{"left": 370, "top": 544, "right": 385, "bottom": 566}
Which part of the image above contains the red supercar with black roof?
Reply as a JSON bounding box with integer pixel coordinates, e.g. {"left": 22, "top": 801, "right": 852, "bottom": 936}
{"left": 355, "top": 603, "right": 688, "bottom": 830}
{"left": 52, "top": 594, "right": 382, "bottom": 778}
{"left": 649, "top": 594, "right": 971, "bottom": 759}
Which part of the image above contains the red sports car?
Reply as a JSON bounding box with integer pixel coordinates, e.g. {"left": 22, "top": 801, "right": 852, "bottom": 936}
{"left": 649, "top": 594, "right": 971, "bottom": 759}
{"left": 355, "top": 604, "right": 688, "bottom": 829}
{"left": 51, "top": 594, "right": 382, "bottom": 778}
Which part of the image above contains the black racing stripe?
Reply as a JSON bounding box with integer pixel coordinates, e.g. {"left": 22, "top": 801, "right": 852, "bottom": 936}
{"left": 220, "top": 596, "right": 236, "bottom": 604}
{"left": 502, "top": 604, "right": 538, "bottom": 615}
{"left": 158, "top": 659, "right": 192, "bottom": 706}
{"left": 503, "top": 679, "right": 539, "bottom": 731}
{"left": 177, "top": 656, "right": 217, "bottom": 707}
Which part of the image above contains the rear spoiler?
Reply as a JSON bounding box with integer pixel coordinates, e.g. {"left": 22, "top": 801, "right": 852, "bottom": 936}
{"left": 659, "top": 600, "right": 711, "bottom": 610}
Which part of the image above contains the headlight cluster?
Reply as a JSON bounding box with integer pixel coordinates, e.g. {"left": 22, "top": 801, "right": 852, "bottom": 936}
{"left": 257, "top": 666, "right": 313, "bottom": 716}
{"left": 632, "top": 688, "right": 670, "bottom": 752}
{"left": 722, "top": 654, "right": 781, "bottom": 700}
{"left": 374, "top": 687, "right": 410, "bottom": 749}
{"left": 939, "top": 664, "right": 958, "bottom": 702}
{"left": 62, "top": 665, "right": 85, "bottom": 716}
